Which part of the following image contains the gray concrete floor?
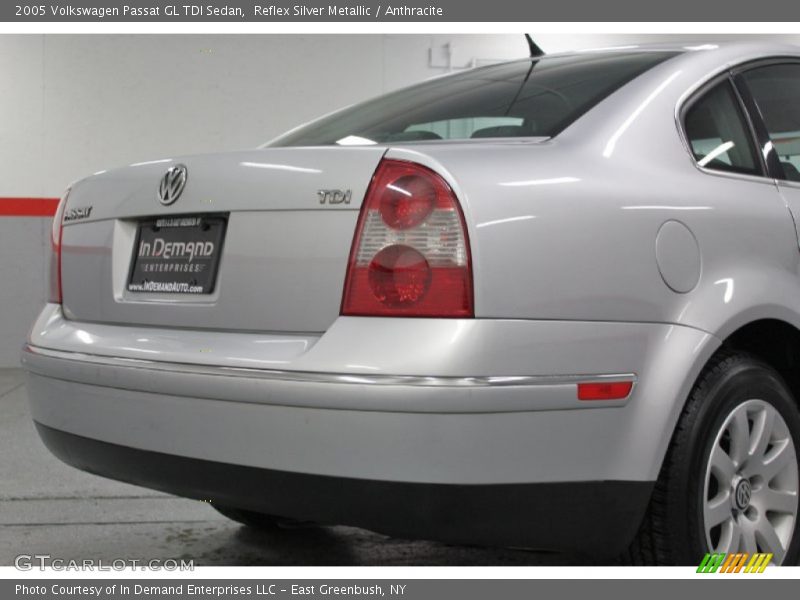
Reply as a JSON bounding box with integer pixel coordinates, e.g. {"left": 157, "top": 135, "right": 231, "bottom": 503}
{"left": 0, "top": 368, "right": 590, "bottom": 566}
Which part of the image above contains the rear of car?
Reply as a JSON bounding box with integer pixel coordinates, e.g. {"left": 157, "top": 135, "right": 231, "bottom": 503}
{"left": 24, "top": 48, "right": 708, "bottom": 556}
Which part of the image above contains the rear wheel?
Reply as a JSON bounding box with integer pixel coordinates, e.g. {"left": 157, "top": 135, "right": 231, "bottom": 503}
{"left": 702, "top": 398, "right": 798, "bottom": 561}
{"left": 626, "top": 352, "right": 800, "bottom": 565}
{"left": 212, "top": 504, "right": 317, "bottom": 531}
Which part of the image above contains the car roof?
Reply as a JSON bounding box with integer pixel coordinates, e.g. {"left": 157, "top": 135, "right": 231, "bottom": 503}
{"left": 540, "top": 41, "right": 800, "bottom": 59}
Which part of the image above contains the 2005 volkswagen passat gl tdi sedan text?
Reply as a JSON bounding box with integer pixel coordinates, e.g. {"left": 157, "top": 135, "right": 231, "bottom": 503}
{"left": 22, "top": 43, "right": 800, "bottom": 565}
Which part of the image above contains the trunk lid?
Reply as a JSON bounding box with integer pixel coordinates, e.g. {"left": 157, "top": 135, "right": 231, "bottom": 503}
{"left": 60, "top": 147, "right": 386, "bottom": 333}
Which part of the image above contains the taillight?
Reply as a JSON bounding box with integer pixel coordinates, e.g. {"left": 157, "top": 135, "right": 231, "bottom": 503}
{"left": 341, "top": 159, "right": 473, "bottom": 317}
{"left": 48, "top": 190, "right": 69, "bottom": 304}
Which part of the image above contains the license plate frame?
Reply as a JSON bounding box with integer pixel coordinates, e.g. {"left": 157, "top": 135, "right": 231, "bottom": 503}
{"left": 127, "top": 215, "right": 228, "bottom": 295}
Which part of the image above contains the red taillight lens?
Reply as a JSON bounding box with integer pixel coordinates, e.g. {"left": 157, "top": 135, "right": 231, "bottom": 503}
{"left": 379, "top": 175, "right": 435, "bottom": 229}
{"left": 577, "top": 381, "right": 633, "bottom": 401}
{"left": 48, "top": 191, "right": 69, "bottom": 304}
{"left": 342, "top": 159, "right": 473, "bottom": 317}
{"left": 368, "top": 245, "right": 431, "bottom": 307}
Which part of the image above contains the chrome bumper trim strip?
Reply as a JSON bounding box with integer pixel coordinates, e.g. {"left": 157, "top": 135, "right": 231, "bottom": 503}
{"left": 24, "top": 344, "right": 636, "bottom": 388}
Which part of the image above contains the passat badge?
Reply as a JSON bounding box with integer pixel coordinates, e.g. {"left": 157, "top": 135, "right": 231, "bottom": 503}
{"left": 158, "top": 164, "right": 188, "bottom": 206}
{"left": 63, "top": 206, "right": 93, "bottom": 222}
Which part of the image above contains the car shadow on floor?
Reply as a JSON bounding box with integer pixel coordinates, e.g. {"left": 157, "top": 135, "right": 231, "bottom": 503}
{"left": 192, "top": 523, "right": 597, "bottom": 566}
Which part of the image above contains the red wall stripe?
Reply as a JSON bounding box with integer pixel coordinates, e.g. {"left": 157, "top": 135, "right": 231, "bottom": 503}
{"left": 0, "top": 198, "right": 59, "bottom": 217}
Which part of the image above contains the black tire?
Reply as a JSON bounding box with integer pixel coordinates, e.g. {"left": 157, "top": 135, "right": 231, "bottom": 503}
{"left": 625, "top": 351, "right": 800, "bottom": 565}
{"left": 212, "top": 504, "right": 317, "bottom": 531}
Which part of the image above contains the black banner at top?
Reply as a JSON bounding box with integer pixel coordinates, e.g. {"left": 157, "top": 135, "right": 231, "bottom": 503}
{"left": 3, "top": 0, "right": 799, "bottom": 22}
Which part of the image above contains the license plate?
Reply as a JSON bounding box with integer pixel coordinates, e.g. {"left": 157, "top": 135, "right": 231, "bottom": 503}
{"left": 127, "top": 215, "right": 227, "bottom": 295}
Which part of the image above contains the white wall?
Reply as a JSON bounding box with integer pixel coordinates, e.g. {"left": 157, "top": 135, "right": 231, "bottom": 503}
{"left": 0, "top": 33, "right": 528, "bottom": 366}
{"left": 1, "top": 34, "right": 529, "bottom": 197}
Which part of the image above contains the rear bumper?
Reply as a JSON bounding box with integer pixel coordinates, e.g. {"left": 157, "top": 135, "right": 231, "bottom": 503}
{"left": 24, "top": 362, "right": 643, "bottom": 485}
{"left": 36, "top": 423, "right": 653, "bottom": 554}
{"left": 23, "top": 304, "right": 719, "bottom": 551}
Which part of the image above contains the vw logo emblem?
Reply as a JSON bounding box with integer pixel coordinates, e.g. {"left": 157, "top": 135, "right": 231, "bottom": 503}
{"left": 157, "top": 164, "right": 188, "bottom": 205}
{"left": 734, "top": 479, "right": 752, "bottom": 511}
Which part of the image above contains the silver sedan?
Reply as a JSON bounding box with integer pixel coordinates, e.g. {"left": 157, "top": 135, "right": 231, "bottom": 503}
{"left": 22, "top": 42, "right": 800, "bottom": 565}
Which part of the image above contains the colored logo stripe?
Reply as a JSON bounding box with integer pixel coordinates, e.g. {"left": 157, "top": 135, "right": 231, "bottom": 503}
{"left": 697, "top": 552, "right": 773, "bottom": 573}
{"left": 745, "top": 553, "right": 773, "bottom": 573}
{"left": 697, "top": 553, "right": 726, "bottom": 573}
{"left": 0, "top": 198, "right": 59, "bottom": 217}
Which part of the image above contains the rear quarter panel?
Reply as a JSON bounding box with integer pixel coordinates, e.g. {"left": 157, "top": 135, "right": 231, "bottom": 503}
{"left": 391, "top": 49, "right": 800, "bottom": 340}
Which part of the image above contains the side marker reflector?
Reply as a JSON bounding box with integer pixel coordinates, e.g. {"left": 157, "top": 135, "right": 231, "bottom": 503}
{"left": 577, "top": 381, "right": 633, "bottom": 401}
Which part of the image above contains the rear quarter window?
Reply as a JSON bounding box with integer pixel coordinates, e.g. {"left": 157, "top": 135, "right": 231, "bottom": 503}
{"left": 684, "top": 80, "right": 760, "bottom": 176}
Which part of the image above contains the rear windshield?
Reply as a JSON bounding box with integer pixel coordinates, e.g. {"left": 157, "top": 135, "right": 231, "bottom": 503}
{"left": 270, "top": 51, "right": 678, "bottom": 147}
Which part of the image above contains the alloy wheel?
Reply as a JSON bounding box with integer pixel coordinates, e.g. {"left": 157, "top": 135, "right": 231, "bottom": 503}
{"left": 703, "top": 399, "right": 799, "bottom": 564}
